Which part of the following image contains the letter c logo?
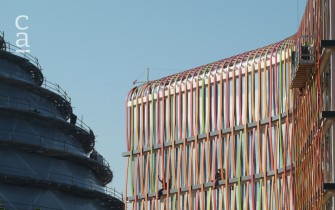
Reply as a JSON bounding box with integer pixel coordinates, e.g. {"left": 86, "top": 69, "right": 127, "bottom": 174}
{"left": 15, "top": 15, "right": 29, "bottom": 30}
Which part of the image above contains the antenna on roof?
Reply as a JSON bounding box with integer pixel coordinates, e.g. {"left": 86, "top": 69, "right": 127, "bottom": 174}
{"left": 146, "top": 68, "right": 149, "bottom": 82}
{"left": 133, "top": 68, "right": 150, "bottom": 85}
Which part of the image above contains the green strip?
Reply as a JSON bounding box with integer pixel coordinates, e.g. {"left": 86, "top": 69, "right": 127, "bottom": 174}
{"left": 237, "top": 131, "right": 242, "bottom": 210}
{"left": 134, "top": 99, "right": 138, "bottom": 150}
{"left": 279, "top": 48, "right": 284, "bottom": 166}
{"left": 130, "top": 99, "right": 135, "bottom": 194}
{"left": 151, "top": 90, "right": 155, "bottom": 147}
{"left": 279, "top": 48, "right": 283, "bottom": 113}
{"left": 150, "top": 149, "right": 154, "bottom": 192}
{"left": 201, "top": 78, "right": 205, "bottom": 134}
{"left": 130, "top": 153, "right": 134, "bottom": 195}
{"left": 279, "top": 118, "right": 284, "bottom": 167}
{"left": 206, "top": 187, "right": 212, "bottom": 210}
{"left": 150, "top": 87, "right": 155, "bottom": 192}
{"left": 167, "top": 88, "right": 170, "bottom": 140}
{"left": 173, "top": 194, "right": 177, "bottom": 210}
{"left": 131, "top": 100, "right": 134, "bottom": 150}
{"left": 258, "top": 180, "right": 263, "bottom": 210}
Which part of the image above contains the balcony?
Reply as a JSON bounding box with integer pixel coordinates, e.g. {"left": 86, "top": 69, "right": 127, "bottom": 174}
{"left": 291, "top": 36, "right": 315, "bottom": 89}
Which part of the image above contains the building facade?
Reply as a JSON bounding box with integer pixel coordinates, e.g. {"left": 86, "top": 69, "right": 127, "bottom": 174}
{"left": 124, "top": 0, "right": 335, "bottom": 209}
{"left": 0, "top": 33, "right": 123, "bottom": 209}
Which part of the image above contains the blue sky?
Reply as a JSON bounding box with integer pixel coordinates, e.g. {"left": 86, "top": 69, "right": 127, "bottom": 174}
{"left": 0, "top": 0, "right": 306, "bottom": 195}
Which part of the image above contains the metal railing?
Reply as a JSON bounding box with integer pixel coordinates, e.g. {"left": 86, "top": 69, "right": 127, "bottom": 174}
{"left": 42, "top": 79, "right": 71, "bottom": 104}
{"left": 0, "top": 33, "right": 93, "bottom": 139}
{"left": 0, "top": 128, "right": 109, "bottom": 169}
{"left": 0, "top": 34, "right": 42, "bottom": 71}
{"left": 70, "top": 115, "right": 92, "bottom": 135}
{"left": 0, "top": 32, "right": 72, "bottom": 110}
{"left": 0, "top": 66, "right": 36, "bottom": 84}
{"left": 0, "top": 94, "right": 60, "bottom": 118}
{"left": 0, "top": 165, "right": 123, "bottom": 201}
{"left": 0, "top": 94, "right": 91, "bottom": 135}
{"left": 0, "top": 128, "right": 82, "bottom": 154}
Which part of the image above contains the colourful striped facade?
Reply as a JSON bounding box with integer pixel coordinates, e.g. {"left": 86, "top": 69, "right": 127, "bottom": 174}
{"left": 124, "top": 0, "right": 334, "bottom": 209}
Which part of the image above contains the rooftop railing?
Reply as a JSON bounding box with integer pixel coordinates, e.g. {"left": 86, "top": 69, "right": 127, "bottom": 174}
{"left": 42, "top": 79, "right": 71, "bottom": 104}
{"left": 0, "top": 127, "right": 109, "bottom": 168}
{"left": 0, "top": 165, "right": 123, "bottom": 201}
{"left": 0, "top": 94, "right": 91, "bottom": 135}
{"left": 0, "top": 32, "right": 72, "bottom": 113}
{"left": 0, "top": 32, "right": 42, "bottom": 72}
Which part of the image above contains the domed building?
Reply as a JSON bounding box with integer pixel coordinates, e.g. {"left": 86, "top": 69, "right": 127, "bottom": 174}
{"left": 0, "top": 32, "right": 123, "bottom": 210}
